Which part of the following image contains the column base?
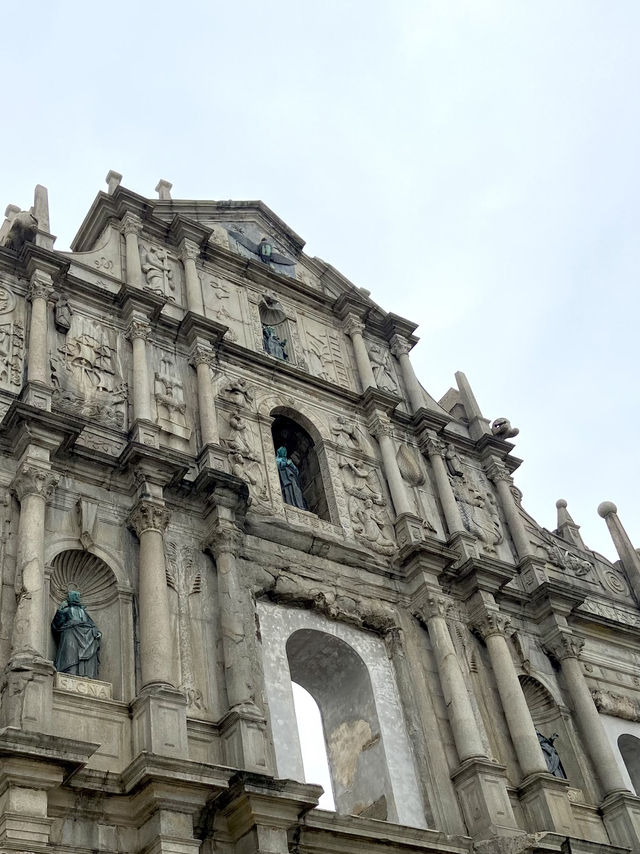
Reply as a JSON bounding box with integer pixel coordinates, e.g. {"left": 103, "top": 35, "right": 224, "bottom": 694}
{"left": 394, "top": 512, "right": 429, "bottom": 550}
{"left": 451, "top": 756, "right": 522, "bottom": 839}
{"left": 131, "top": 685, "right": 188, "bottom": 759}
{"left": 518, "top": 771, "right": 576, "bottom": 836}
{"left": 1, "top": 657, "right": 55, "bottom": 732}
{"left": 129, "top": 419, "right": 160, "bottom": 448}
{"left": 20, "top": 381, "right": 52, "bottom": 411}
{"left": 601, "top": 790, "right": 640, "bottom": 850}
{"left": 219, "top": 703, "right": 269, "bottom": 773}
{"left": 197, "top": 442, "right": 229, "bottom": 474}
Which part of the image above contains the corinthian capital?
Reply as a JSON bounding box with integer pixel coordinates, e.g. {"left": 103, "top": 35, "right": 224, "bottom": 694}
{"left": 342, "top": 313, "right": 365, "bottom": 339}
{"left": 189, "top": 343, "right": 217, "bottom": 369}
{"left": 416, "top": 593, "right": 452, "bottom": 622}
{"left": 128, "top": 500, "right": 170, "bottom": 537}
{"left": 422, "top": 434, "right": 445, "bottom": 458}
{"left": 389, "top": 334, "right": 411, "bottom": 358}
{"left": 368, "top": 413, "right": 392, "bottom": 440}
{"left": 120, "top": 212, "right": 143, "bottom": 237}
{"left": 28, "top": 271, "right": 54, "bottom": 302}
{"left": 11, "top": 465, "right": 59, "bottom": 503}
{"left": 472, "top": 608, "right": 511, "bottom": 639}
{"left": 126, "top": 318, "right": 151, "bottom": 342}
{"left": 207, "top": 524, "right": 244, "bottom": 558}
{"left": 180, "top": 239, "right": 200, "bottom": 262}
{"left": 485, "top": 460, "right": 512, "bottom": 485}
{"left": 544, "top": 631, "right": 584, "bottom": 662}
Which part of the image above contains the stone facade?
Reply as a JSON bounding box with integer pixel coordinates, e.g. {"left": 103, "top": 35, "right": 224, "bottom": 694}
{"left": 0, "top": 177, "right": 639, "bottom": 853}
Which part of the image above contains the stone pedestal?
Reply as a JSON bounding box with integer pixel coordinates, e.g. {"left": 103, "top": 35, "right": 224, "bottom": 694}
{"left": 518, "top": 772, "right": 576, "bottom": 837}
{"left": 197, "top": 443, "right": 229, "bottom": 474}
{"left": 394, "top": 512, "right": 427, "bottom": 549}
{"left": 0, "top": 659, "right": 55, "bottom": 732}
{"left": 601, "top": 790, "right": 640, "bottom": 850}
{"left": 0, "top": 759, "right": 61, "bottom": 849}
{"left": 451, "top": 757, "right": 522, "bottom": 838}
{"left": 130, "top": 419, "right": 160, "bottom": 448}
{"left": 219, "top": 705, "right": 269, "bottom": 773}
{"left": 21, "top": 381, "right": 52, "bottom": 411}
{"left": 131, "top": 686, "right": 188, "bottom": 759}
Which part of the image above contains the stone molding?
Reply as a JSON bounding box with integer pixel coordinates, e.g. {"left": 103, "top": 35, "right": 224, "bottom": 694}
{"left": 128, "top": 500, "right": 171, "bottom": 537}
{"left": 544, "top": 632, "right": 584, "bottom": 661}
{"left": 28, "top": 271, "right": 54, "bottom": 302}
{"left": 120, "top": 212, "right": 143, "bottom": 237}
{"left": 472, "top": 609, "right": 512, "bottom": 639}
{"left": 11, "top": 464, "right": 59, "bottom": 503}
{"left": 389, "top": 333, "right": 411, "bottom": 358}
{"left": 125, "top": 318, "right": 151, "bottom": 342}
{"left": 592, "top": 688, "right": 640, "bottom": 722}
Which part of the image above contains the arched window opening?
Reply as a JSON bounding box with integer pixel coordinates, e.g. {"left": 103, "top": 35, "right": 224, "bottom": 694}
{"left": 619, "top": 734, "right": 640, "bottom": 794}
{"left": 271, "top": 413, "right": 329, "bottom": 520}
{"left": 292, "top": 682, "right": 335, "bottom": 810}
{"left": 286, "top": 629, "right": 395, "bottom": 821}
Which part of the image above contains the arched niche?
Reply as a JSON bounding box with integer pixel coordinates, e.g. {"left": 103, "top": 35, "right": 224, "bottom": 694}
{"left": 47, "top": 548, "right": 134, "bottom": 701}
{"left": 257, "top": 601, "right": 427, "bottom": 829}
{"left": 271, "top": 409, "right": 332, "bottom": 521}
{"left": 259, "top": 296, "right": 292, "bottom": 363}
{"left": 618, "top": 735, "right": 640, "bottom": 795}
{"left": 519, "top": 674, "right": 574, "bottom": 782}
{"left": 287, "top": 628, "right": 392, "bottom": 819}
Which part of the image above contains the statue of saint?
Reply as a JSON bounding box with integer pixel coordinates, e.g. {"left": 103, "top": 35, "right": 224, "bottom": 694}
{"left": 51, "top": 590, "right": 102, "bottom": 679}
{"left": 537, "top": 731, "right": 567, "bottom": 778}
{"left": 263, "top": 326, "right": 288, "bottom": 361}
{"left": 276, "top": 446, "right": 308, "bottom": 510}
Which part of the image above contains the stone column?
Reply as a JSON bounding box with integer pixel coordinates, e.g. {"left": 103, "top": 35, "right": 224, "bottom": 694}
{"left": 390, "top": 334, "right": 424, "bottom": 413}
{"left": 486, "top": 460, "right": 534, "bottom": 560}
{"left": 121, "top": 213, "right": 143, "bottom": 288}
{"left": 419, "top": 594, "right": 485, "bottom": 761}
{"left": 127, "top": 500, "right": 174, "bottom": 689}
{"left": 180, "top": 239, "right": 205, "bottom": 315}
{"left": 473, "top": 608, "right": 548, "bottom": 778}
{"left": 189, "top": 343, "right": 218, "bottom": 446}
{"left": 126, "top": 316, "right": 153, "bottom": 423}
{"left": 369, "top": 413, "right": 413, "bottom": 517}
{"left": 547, "top": 632, "right": 628, "bottom": 796}
{"left": 597, "top": 501, "right": 640, "bottom": 601}
{"left": 26, "top": 271, "right": 53, "bottom": 386}
{"left": 422, "top": 435, "right": 466, "bottom": 536}
{"left": 10, "top": 464, "right": 59, "bottom": 661}
{"left": 343, "top": 314, "right": 376, "bottom": 391}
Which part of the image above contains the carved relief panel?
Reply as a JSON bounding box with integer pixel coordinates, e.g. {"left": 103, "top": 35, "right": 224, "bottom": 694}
{"left": 201, "top": 273, "right": 248, "bottom": 345}
{"left": 0, "top": 281, "right": 25, "bottom": 396}
{"left": 395, "top": 442, "right": 442, "bottom": 537}
{"left": 139, "top": 242, "right": 183, "bottom": 304}
{"left": 152, "top": 347, "right": 193, "bottom": 444}
{"left": 366, "top": 339, "right": 400, "bottom": 394}
{"left": 220, "top": 408, "right": 272, "bottom": 513}
{"left": 298, "top": 316, "right": 352, "bottom": 389}
{"left": 50, "top": 309, "right": 127, "bottom": 430}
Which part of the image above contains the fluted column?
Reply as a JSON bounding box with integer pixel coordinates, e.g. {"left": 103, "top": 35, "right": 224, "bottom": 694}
{"left": 418, "top": 595, "right": 485, "bottom": 761}
{"left": 422, "top": 435, "right": 466, "bottom": 536}
{"left": 121, "top": 213, "right": 143, "bottom": 288}
{"left": 10, "top": 464, "right": 59, "bottom": 661}
{"left": 474, "top": 607, "right": 547, "bottom": 778}
{"left": 27, "top": 271, "right": 53, "bottom": 386}
{"left": 128, "top": 500, "right": 174, "bottom": 689}
{"left": 546, "top": 631, "right": 628, "bottom": 796}
{"left": 180, "top": 239, "right": 205, "bottom": 315}
{"left": 189, "top": 343, "right": 218, "bottom": 446}
{"left": 208, "top": 524, "right": 254, "bottom": 709}
{"left": 597, "top": 501, "right": 640, "bottom": 601}
{"left": 126, "top": 316, "right": 152, "bottom": 423}
{"left": 343, "top": 314, "right": 376, "bottom": 391}
{"left": 390, "top": 334, "right": 424, "bottom": 413}
{"left": 369, "top": 413, "right": 413, "bottom": 517}
{"left": 486, "top": 459, "right": 534, "bottom": 560}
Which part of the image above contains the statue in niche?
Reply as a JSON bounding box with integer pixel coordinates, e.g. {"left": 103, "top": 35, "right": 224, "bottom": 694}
{"left": 54, "top": 296, "right": 72, "bottom": 334}
{"left": 276, "top": 446, "right": 308, "bottom": 510}
{"left": 537, "top": 731, "right": 567, "bottom": 778}
{"left": 141, "top": 245, "right": 174, "bottom": 298}
{"left": 263, "top": 325, "right": 288, "bottom": 361}
{"left": 352, "top": 498, "right": 395, "bottom": 555}
{"left": 51, "top": 591, "right": 101, "bottom": 679}
{"left": 368, "top": 343, "right": 397, "bottom": 393}
{"left": 445, "top": 443, "right": 465, "bottom": 478}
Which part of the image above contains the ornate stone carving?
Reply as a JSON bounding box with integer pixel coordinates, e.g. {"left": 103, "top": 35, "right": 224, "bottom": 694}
{"left": 472, "top": 610, "right": 512, "bottom": 639}
{"left": 544, "top": 633, "right": 584, "bottom": 661}
{"left": 339, "top": 458, "right": 384, "bottom": 503}
{"left": 542, "top": 540, "right": 593, "bottom": 577}
{"left": 0, "top": 316, "right": 25, "bottom": 388}
{"left": 591, "top": 689, "right": 640, "bottom": 722}
{"left": 154, "top": 356, "right": 191, "bottom": 440}
{"left": 0, "top": 284, "right": 17, "bottom": 315}
{"left": 485, "top": 460, "right": 512, "bottom": 484}
{"left": 180, "top": 240, "right": 199, "bottom": 262}
{"left": 491, "top": 417, "right": 519, "bottom": 439}
{"left": 75, "top": 432, "right": 125, "bottom": 457}
{"left": 128, "top": 501, "right": 170, "bottom": 537}
{"left": 165, "top": 541, "right": 205, "bottom": 711}
{"left": 342, "top": 314, "right": 365, "bottom": 339}
{"left": 351, "top": 497, "right": 395, "bottom": 555}
{"left": 389, "top": 334, "right": 411, "bottom": 358}
{"left": 303, "top": 325, "right": 332, "bottom": 381}
{"left": 50, "top": 549, "right": 118, "bottom": 609}
{"left": 220, "top": 376, "right": 255, "bottom": 408}
{"left": 423, "top": 435, "right": 445, "bottom": 458}
{"left": 54, "top": 296, "right": 72, "bottom": 334}
{"left": 331, "top": 416, "right": 362, "bottom": 449}
{"left": 11, "top": 465, "right": 58, "bottom": 503}
{"left": 444, "top": 443, "right": 464, "bottom": 477}
{"left": 451, "top": 477, "right": 503, "bottom": 554}
{"left": 188, "top": 343, "right": 216, "bottom": 369}
{"left": 368, "top": 413, "right": 392, "bottom": 440}
{"left": 120, "top": 212, "right": 142, "bottom": 237}
{"left": 415, "top": 593, "right": 452, "bottom": 622}
{"left": 396, "top": 444, "right": 425, "bottom": 487}
{"left": 578, "top": 599, "right": 640, "bottom": 629}
{"left": 368, "top": 342, "right": 398, "bottom": 393}
{"left": 140, "top": 244, "right": 175, "bottom": 300}
{"left": 207, "top": 524, "right": 244, "bottom": 558}
{"left": 125, "top": 319, "right": 150, "bottom": 341}
{"left": 223, "top": 413, "right": 269, "bottom": 509}
{"left": 28, "top": 272, "right": 54, "bottom": 302}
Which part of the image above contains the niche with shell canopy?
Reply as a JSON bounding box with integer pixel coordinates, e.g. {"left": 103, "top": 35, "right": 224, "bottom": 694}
{"left": 259, "top": 295, "right": 293, "bottom": 363}
{"left": 48, "top": 549, "right": 133, "bottom": 700}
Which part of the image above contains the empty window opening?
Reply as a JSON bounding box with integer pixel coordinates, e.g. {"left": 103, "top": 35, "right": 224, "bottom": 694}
{"left": 271, "top": 413, "right": 329, "bottom": 520}
{"left": 619, "top": 734, "right": 640, "bottom": 794}
{"left": 292, "top": 682, "right": 335, "bottom": 810}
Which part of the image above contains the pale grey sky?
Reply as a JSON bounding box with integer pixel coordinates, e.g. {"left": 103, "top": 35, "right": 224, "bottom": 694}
{"left": 2, "top": 1, "right": 638, "bottom": 559}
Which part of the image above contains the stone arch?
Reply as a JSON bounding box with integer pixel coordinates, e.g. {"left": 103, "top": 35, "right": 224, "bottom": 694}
{"left": 45, "top": 536, "right": 129, "bottom": 590}
{"left": 618, "top": 735, "right": 640, "bottom": 795}
{"left": 46, "top": 545, "right": 134, "bottom": 701}
{"left": 257, "top": 601, "right": 427, "bottom": 828}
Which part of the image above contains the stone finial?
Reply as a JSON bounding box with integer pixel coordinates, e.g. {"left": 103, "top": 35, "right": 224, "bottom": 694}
{"left": 597, "top": 500, "right": 640, "bottom": 602}
{"left": 598, "top": 501, "right": 618, "bottom": 518}
{"left": 4, "top": 204, "right": 20, "bottom": 220}
{"left": 105, "top": 171, "right": 123, "bottom": 194}
{"left": 155, "top": 179, "right": 173, "bottom": 200}
{"left": 555, "top": 499, "right": 586, "bottom": 549}
{"left": 454, "top": 371, "right": 492, "bottom": 439}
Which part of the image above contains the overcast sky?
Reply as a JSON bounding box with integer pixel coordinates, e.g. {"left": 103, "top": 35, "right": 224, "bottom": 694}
{"left": 2, "top": 1, "right": 639, "bottom": 560}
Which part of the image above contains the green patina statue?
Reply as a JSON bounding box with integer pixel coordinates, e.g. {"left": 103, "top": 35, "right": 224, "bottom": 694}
{"left": 276, "top": 446, "right": 308, "bottom": 510}
{"left": 51, "top": 590, "right": 102, "bottom": 679}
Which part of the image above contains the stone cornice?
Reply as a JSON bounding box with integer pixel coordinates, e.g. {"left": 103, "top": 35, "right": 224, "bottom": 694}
{"left": 167, "top": 213, "right": 213, "bottom": 252}
{"left": 70, "top": 186, "right": 153, "bottom": 252}
{"left": 178, "top": 311, "right": 228, "bottom": 348}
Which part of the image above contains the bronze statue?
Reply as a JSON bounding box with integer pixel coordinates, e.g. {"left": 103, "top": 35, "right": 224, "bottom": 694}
{"left": 51, "top": 590, "right": 101, "bottom": 679}
{"left": 263, "top": 326, "right": 288, "bottom": 361}
{"left": 537, "top": 731, "right": 566, "bottom": 778}
{"left": 276, "top": 446, "right": 308, "bottom": 510}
